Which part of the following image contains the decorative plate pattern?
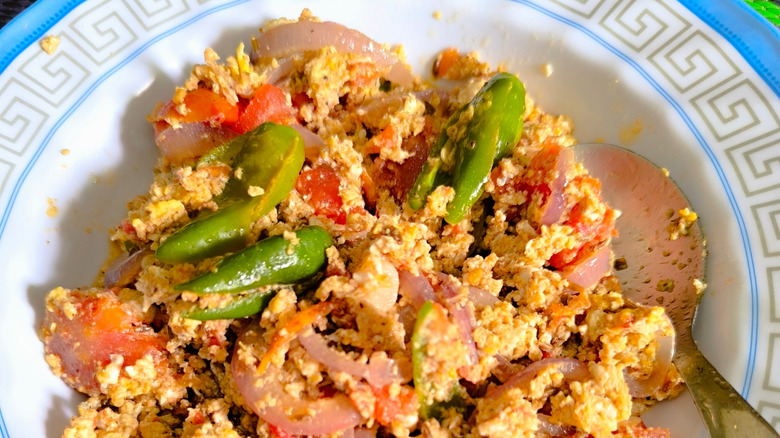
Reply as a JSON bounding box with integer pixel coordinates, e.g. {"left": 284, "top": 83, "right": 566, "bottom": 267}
{"left": 0, "top": 0, "right": 777, "bottom": 436}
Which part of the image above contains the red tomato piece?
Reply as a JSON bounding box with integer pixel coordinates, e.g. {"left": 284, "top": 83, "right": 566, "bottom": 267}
{"left": 371, "top": 384, "right": 417, "bottom": 426}
{"left": 268, "top": 424, "right": 296, "bottom": 438}
{"left": 234, "top": 84, "right": 297, "bottom": 134}
{"left": 365, "top": 123, "right": 399, "bottom": 155}
{"left": 152, "top": 88, "right": 239, "bottom": 126}
{"left": 296, "top": 167, "right": 346, "bottom": 225}
{"left": 42, "top": 288, "right": 167, "bottom": 396}
{"left": 373, "top": 118, "right": 435, "bottom": 201}
{"left": 548, "top": 181, "right": 618, "bottom": 269}
{"left": 621, "top": 422, "right": 671, "bottom": 438}
{"left": 433, "top": 47, "right": 461, "bottom": 78}
{"left": 348, "top": 61, "right": 380, "bottom": 87}
{"left": 178, "top": 88, "right": 239, "bottom": 125}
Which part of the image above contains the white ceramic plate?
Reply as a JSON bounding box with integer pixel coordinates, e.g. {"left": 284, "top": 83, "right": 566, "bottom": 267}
{"left": 0, "top": 0, "right": 778, "bottom": 436}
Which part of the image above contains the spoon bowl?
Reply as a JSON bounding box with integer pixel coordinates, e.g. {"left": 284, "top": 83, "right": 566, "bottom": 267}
{"left": 574, "top": 143, "right": 779, "bottom": 438}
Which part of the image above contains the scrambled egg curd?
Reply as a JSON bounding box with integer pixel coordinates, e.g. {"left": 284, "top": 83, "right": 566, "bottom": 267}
{"left": 40, "top": 10, "right": 682, "bottom": 438}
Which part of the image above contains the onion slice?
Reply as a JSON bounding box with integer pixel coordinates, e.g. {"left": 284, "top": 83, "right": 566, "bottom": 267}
{"left": 290, "top": 123, "right": 326, "bottom": 162}
{"left": 232, "top": 327, "right": 362, "bottom": 435}
{"left": 486, "top": 357, "right": 590, "bottom": 399}
{"left": 467, "top": 286, "right": 500, "bottom": 309}
{"left": 342, "top": 427, "right": 378, "bottom": 438}
{"left": 398, "top": 269, "right": 435, "bottom": 309}
{"left": 264, "top": 56, "right": 297, "bottom": 86}
{"left": 538, "top": 146, "right": 573, "bottom": 226}
{"left": 253, "top": 20, "right": 415, "bottom": 87}
{"left": 104, "top": 247, "right": 153, "bottom": 288}
{"left": 492, "top": 354, "right": 524, "bottom": 384}
{"left": 624, "top": 334, "right": 675, "bottom": 398}
{"left": 154, "top": 122, "right": 239, "bottom": 162}
{"left": 435, "top": 273, "right": 478, "bottom": 367}
{"left": 563, "top": 244, "right": 611, "bottom": 290}
{"left": 298, "top": 326, "right": 398, "bottom": 387}
{"left": 537, "top": 413, "right": 575, "bottom": 437}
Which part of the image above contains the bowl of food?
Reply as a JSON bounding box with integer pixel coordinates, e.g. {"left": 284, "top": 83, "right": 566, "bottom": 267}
{"left": 0, "top": 1, "right": 778, "bottom": 437}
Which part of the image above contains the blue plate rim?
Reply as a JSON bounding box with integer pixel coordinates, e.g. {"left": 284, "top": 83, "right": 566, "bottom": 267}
{"left": 0, "top": 1, "right": 776, "bottom": 437}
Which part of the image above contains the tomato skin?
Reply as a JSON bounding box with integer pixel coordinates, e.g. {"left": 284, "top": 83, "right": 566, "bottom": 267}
{"left": 373, "top": 118, "right": 435, "bottom": 201}
{"left": 234, "top": 84, "right": 297, "bottom": 134}
{"left": 433, "top": 47, "right": 461, "bottom": 78}
{"left": 492, "top": 140, "right": 617, "bottom": 270}
{"left": 268, "top": 424, "right": 296, "bottom": 438}
{"left": 179, "top": 88, "right": 239, "bottom": 125}
{"left": 155, "top": 88, "right": 239, "bottom": 126}
{"left": 348, "top": 61, "right": 380, "bottom": 87}
{"left": 371, "top": 384, "right": 417, "bottom": 426}
{"left": 42, "top": 288, "right": 167, "bottom": 396}
{"left": 295, "top": 167, "right": 346, "bottom": 225}
{"left": 548, "top": 178, "right": 618, "bottom": 269}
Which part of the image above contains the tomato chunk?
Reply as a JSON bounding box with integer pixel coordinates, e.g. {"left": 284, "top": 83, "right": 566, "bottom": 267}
{"left": 179, "top": 88, "right": 239, "bottom": 125}
{"left": 155, "top": 88, "right": 239, "bottom": 126}
{"left": 548, "top": 176, "right": 618, "bottom": 269}
{"left": 41, "top": 288, "right": 167, "bottom": 396}
{"left": 296, "top": 167, "right": 346, "bottom": 225}
{"left": 234, "top": 84, "right": 297, "bottom": 134}
{"left": 433, "top": 47, "right": 461, "bottom": 78}
{"left": 371, "top": 384, "right": 417, "bottom": 426}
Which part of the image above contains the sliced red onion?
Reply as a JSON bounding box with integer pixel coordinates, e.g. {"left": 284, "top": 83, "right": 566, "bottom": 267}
{"left": 298, "top": 327, "right": 398, "bottom": 387}
{"left": 154, "top": 122, "right": 239, "bottom": 162}
{"left": 232, "top": 328, "right": 362, "bottom": 435}
{"left": 563, "top": 243, "right": 611, "bottom": 290}
{"left": 342, "top": 427, "right": 378, "bottom": 438}
{"left": 539, "top": 146, "right": 573, "bottom": 226}
{"left": 253, "top": 20, "right": 415, "bottom": 87}
{"left": 624, "top": 334, "right": 674, "bottom": 398}
{"left": 291, "top": 123, "right": 325, "bottom": 149}
{"left": 537, "top": 414, "right": 575, "bottom": 437}
{"left": 356, "top": 93, "right": 406, "bottom": 122}
{"left": 264, "top": 56, "right": 297, "bottom": 86}
{"left": 397, "top": 304, "right": 418, "bottom": 339}
{"left": 398, "top": 269, "right": 435, "bottom": 310}
{"left": 467, "top": 286, "right": 500, "bottom": 309}
{"left": 492, "top": 354, "right": 524, "bottom": 384}
{"left": 104, "top": 247, "right": 153, "bottom": 288}
{"left": 486, "top": 357, "right": 590, "bottom": 400}
{"left": 435, "top": 273, "right": 478, "bottom": 367}
{"left": 357, "top": 90, "right": 450, "bottom": 124}
{"left": 290, "top": 123, "right": 326, "bottom": 162}
{"left": 354, "top": 427, "right": 377, "bottom": 438}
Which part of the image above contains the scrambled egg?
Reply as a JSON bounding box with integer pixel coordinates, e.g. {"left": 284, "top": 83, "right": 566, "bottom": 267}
{"left": 40, "top": 10, "right": 683, "bottom": 438}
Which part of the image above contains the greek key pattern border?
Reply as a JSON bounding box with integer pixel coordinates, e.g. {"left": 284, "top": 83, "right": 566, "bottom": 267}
{"left": 0, "top": 0, "right": 778, "bottom": 433}
{"left": 549, "top": 0, "right": 780, "bottom": 423}
{"left": 0, "top": 0, "right": 223, "bottom": 206}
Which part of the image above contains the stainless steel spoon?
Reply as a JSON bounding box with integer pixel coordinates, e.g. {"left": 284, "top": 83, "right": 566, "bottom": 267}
{"left": 574, "top": 143, "right": 779, "bottom": 438}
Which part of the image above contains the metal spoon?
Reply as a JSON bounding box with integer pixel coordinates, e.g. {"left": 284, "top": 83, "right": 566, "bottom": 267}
{"left": 574, "top": 143, "right": 779, "bottom": 438}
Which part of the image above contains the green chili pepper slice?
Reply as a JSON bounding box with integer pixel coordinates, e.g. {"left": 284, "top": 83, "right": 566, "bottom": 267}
{"left": 181, "top": 289, "right": 275, "bottom": 320}
{"left": 156, "top": 123, "right": 305, "bottom": 263}
{"left": 408, "top": 72, "right": 525, "bottom": 224}
{"left": 175, "top": 225, "right": 333, "bottom": 294}
{"left": 411, "top": 300, "right": 466, "bottom": 420}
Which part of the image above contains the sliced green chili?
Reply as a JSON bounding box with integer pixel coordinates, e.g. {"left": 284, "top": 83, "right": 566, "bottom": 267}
{"left": 181, "top": 289, "right": 276, "bottom": 320}
{"left": 175, "top": 225, "right": 333, "bottom": 294}
{"left": 411, "top": 301, "right": 466, "bottom": 420}
{"left": 156, "top": 123, "right": 305, "bottom": 263}
{"left": 408, "top": 72, "right": 525, "bottom": 224}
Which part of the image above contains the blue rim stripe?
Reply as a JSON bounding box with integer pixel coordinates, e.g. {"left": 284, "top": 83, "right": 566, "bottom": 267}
{"left": 509, "top": 0, "right": 759, "bottom": 398}
{"left": 679, "top": 0, "right": 780, "bottom": 98}
{"left": 0, "top": 0, "right": 88, "bottom": 75}
{"left": 0, "top": 0, "right": 774, "bottom": 437}
{"left": 0, "top": 1, "right": 250, "bottom": 437}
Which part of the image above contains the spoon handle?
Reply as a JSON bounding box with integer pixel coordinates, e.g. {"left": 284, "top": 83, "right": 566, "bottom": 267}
{"left": 675, "top": 342, "right": 779, "bottom": 437}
